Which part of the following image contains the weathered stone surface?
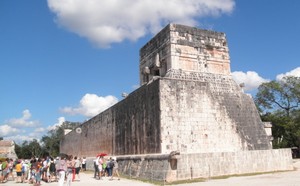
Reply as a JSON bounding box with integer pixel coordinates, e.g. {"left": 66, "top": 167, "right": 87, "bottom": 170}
{"left": 159, "top": 77, "right": 271, "bottom": 154}
{"left": 59, "top": 23, "right": 291, "bottom": 182}
{"left": 60, "top": 24, "right": 271, "bottom": 156}
{"left": 61, "top": 81, "right": 162, "bottom": 156}
{"left": 140, "top": 24, "right": 230, "bottom": 86}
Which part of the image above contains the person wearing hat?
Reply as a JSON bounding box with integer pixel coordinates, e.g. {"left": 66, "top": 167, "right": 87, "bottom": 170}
{"left": 22, "top": 160, "right": 30, "bottom": 183}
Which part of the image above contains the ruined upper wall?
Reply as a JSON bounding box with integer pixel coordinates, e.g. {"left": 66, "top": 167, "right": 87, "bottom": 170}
{"left": 140, "top": 24, "right": 230, "bottom": 85}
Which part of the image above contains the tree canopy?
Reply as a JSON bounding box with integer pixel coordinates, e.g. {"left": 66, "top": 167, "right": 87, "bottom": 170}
{"left": 255, "top": 76, "right": 300, "bottom": 148}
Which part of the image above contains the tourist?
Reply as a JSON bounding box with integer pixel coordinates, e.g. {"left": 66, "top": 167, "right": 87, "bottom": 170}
{"left": 102, "top": 158, "right": 107, "bottom": 177}
{"left": 29, "top": 158, "right": 37, "bottom": 184}
{"left": 110, "top": 158, "right": 120, "bottom": 180}
{"left": 66, "top": 155, "right": 73, "bottom": 186}
{"left": 42, "top": 157, "right": 49, "bottom": 181}
{"left": 26, "top": 159, "right": 32, "bottom": 182}
{"left": 93, "top": 156, "right": 99, "bottom": 179}
{"left": 0, "top": 160, "right": 3, "bottom": 183}
{"left": 98, "top": 156, "right": 103, "bottom": 179}
{"left": 106, "top": 157, "right": 114, "bottom": 178}
{"left": 34, "top": 158, "right": 42, "bottom": 186}
{"left": 56, "top": 156, "right": 67, "bottom": 186}
{"left": 15, "top": 160, "right": 23, "bottom": 183}
{"left": 7, "top": 158, "right": 15, "bottom": 181}
{"left": 1, "top": 158, "right": 9, "bottom": 183}
{"left": 48, "top": 157, "right": 56, "bottom": 182}
{"left": 22, "top": 160, "right": 30, "bottom": 183}
{"left": 74, "top": 156, "right": 81, "bottom": 181}
{"left": 81, "top": 157, "right": 86, "bottom": 171}
{"left": 54, "top": 157, "right": 60, "bottom": 182}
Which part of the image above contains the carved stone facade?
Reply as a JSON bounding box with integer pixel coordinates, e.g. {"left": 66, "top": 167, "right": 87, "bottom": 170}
{"left": 140, "top": 24, "right": 230, "bottom": 85}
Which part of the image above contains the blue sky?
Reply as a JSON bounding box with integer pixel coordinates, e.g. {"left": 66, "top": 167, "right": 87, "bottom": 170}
{"left": 1, "top": 0, "right": 299, "bottom": 144}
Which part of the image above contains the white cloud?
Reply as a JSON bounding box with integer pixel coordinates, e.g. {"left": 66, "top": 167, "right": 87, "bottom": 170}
{"left": 47, "top": 117, "right": 66, "bottom": 131}
{"left": 60, "top": 93, "right": 118, "bottom": 117}
{"left": 6, "top": 135, "right": 38, "bottom": 144}
{"left": 33, "top": 127, "right": 47, "bottom": 133}
{"left": 47, "top": 0, "right": 235, "bottom": 47}
{"left": 231, "top": 71, "right": 270, "bottom": 91}
{"left": 6, "top": 127, "right": 49, "bottom": 144}
{"left": 0, "top": 111, "right": 65, "bottom": 143}
{"left": 276, "top": 67, "right": 300, "bottom": 80}
{"left": 6, "top": 109, "right": 40, "bottom": 127}
{"left": 0, "top": 125, "right": 21, "bottom": 137}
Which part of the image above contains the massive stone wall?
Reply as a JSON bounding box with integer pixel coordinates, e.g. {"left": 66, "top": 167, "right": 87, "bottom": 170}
{"left": 60, "top": 81, "right": 162, "bottom": 156}
{"left": 160, "top": 75, "right": 271, "bottom": 154}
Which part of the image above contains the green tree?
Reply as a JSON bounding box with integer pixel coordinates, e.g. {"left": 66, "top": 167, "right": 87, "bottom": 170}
{"left": 40, "top": 121, "right": 81, "bottom": 157}
{"left": 255, "top": 76, "right": 300, "bottom": 148}
{"left": 16, "top": 140, "right": 42, "bottom": 159}
{"left": 255, "top": 76, "right": 300, "bottom": 116}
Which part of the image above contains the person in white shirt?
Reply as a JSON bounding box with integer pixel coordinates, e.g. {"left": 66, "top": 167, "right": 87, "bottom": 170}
{"left": 74, "top": 156, "right": 81, "bottom": 181}
{"left": 81, "top": 157, "right": 86, "bottom": 171}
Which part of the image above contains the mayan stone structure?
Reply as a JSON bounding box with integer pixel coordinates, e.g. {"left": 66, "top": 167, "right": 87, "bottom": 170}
{"left": 60, "top": 24, "right": 292, "bottom": 182}
{"left": 139, "top": 24, "right": 271, "bottom": 153}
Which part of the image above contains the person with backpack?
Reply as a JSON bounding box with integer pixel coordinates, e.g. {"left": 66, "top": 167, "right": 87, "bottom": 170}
{"left": 106, "top": 157, "right": 114, "bottom": 178}
{"left": 48, "top": 158, "right": 56, "bottom": 183}
{"left": 110, "top": 158, "right": 120, "bottom": 181}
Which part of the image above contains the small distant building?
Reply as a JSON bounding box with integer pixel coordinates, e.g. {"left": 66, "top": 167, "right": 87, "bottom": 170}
{"left": 0, "top": 140, "right": 18, "bottom": 159}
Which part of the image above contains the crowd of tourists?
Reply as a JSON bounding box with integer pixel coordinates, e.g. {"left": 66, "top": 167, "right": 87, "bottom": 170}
{"left": 1, "top": 155, "right": 120, "bottom": 185}
{"left": 93, "top": 156, "right": 120, "bottom": 181}
{"left": 0, "top": 155, "right": 84, "bottom": 185}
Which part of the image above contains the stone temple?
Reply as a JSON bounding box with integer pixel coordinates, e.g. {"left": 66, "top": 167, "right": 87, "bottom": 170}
{"left": 60, "top": 24, "right": 292, "bottom": 182}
